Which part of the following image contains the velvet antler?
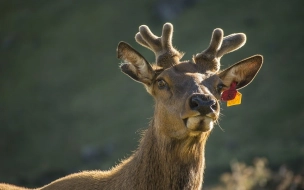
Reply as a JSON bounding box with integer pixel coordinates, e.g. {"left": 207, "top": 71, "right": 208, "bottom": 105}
{"left": 194, "top": 28, "right": 247, "bottom": 72}
{"left": 135, "top": 23, "right": 184, "bottom": 68}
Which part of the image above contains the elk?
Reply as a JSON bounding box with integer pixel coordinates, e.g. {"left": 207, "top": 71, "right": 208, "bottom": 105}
{"left": 0, "top": 23, "right": 263, "bottom": 190}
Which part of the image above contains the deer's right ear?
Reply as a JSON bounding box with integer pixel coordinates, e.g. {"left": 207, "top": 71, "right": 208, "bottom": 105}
{"left": 117, "top": 42, "right": 155, "bottom": 86}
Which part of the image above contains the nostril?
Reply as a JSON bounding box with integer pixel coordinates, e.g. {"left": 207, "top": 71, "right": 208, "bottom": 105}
{"left": 190, "top": 96, "right": 200, "bottom": 109}
{"left": 189, "top": 95, "right": 217, "bottom": 114}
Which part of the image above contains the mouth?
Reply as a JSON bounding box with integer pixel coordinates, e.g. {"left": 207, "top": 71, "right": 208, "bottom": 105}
{"left": 182, "top": 113, "right": 216, "bottom": 132}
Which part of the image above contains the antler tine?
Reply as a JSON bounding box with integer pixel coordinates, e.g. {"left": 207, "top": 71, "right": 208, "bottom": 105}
{"left": 217, "top": 33, "right": 246, "bottom": 58}
{"left": 135, "top": 32, "right": 151, "bottom": 50}
{"left": 205, "top": 28, "right": 224, "bottom": 57}
{"left": 194, "top": 28, "right": 247, "bottom": 72}
{"left": 135, "top": 23, "right": 184, "bottom": 68}
{"left": 137, "top": 25, "right": 161, "bottom": 52}
{"left": 161, "top": 23, "right": 174, "bottom": 49}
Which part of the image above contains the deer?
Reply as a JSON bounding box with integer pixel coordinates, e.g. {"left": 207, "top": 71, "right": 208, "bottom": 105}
{"left": 0, "top": 23, "right": 263, "bottom": 190}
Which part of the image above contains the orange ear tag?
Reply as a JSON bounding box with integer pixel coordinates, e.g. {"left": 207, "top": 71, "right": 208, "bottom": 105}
{"left": 227, "top": 91, "right": 242, "bottom": 106}
{"left": 221, "top": 82, "right": 242, "bottom": 107}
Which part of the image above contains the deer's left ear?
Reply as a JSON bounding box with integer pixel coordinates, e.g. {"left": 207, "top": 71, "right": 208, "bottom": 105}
{"left": 117, "top": 42, "right": 155, "bottom": 86}
{"left": 219, "top": 55, "right": 263, "bottom": 90}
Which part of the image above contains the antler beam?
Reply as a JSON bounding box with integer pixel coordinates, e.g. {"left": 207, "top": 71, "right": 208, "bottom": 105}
{"left": 135, "top": 23, "right": 184, "bottom": 68}
{"left": 194, "top": 29, "right": 247, "bottom": 72}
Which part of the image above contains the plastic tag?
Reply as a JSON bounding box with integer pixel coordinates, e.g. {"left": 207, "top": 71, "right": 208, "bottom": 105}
{"left": 221, "top": 82, "right": 242, "bottom": 107}
{"left": 221, "top": 82, "right": 237, "bottom": 101}
{"left": 227, "top": 91, "right": 242, "bottom": 106}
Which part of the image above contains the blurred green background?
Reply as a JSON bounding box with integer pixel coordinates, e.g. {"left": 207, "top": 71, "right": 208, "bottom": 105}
{"left": 1, "top": 0, "right": 303, "bottom": 188}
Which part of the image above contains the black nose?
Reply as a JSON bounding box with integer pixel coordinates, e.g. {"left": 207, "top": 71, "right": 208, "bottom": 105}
{"left": 189, "top": 94, "right": 217, "bottom": 115}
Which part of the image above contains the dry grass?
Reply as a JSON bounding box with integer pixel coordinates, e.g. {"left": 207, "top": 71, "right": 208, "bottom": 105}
{"left": 207, "top": 158, "right": 304, "bottom": 190}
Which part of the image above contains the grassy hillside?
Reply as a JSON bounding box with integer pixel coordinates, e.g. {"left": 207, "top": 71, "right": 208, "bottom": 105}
{"left": 0, "top": 0, "right": 303, "bottom": 187}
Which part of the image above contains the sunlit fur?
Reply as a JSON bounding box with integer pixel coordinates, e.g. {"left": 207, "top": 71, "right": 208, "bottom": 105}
{"left": 0, "top": 23, "right": 263, "bottom": 190}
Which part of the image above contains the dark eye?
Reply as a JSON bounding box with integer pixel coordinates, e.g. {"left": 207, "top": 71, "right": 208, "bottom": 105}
{"left": 217, "top": 83, "right": 226, "bottom": 93}
{"left": 157, "top": 79, "right": 167, "bottom": 89}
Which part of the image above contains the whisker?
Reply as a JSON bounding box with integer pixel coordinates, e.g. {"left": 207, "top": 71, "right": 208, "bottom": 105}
{"left": 215, "top": 118, "right": 224, "bottom": 132}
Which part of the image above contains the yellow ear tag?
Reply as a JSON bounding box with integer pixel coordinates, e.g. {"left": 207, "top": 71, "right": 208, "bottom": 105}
{"left": 227, "top": 91, "right": 242, "bottom": 106}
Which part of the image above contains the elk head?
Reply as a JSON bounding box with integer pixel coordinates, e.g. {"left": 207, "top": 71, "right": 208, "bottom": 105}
{"left": 117, "top": 23, "right": 262, "bottom": 139}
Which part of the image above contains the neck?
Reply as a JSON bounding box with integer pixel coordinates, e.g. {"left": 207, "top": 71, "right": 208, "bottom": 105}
{"left": 112, "top": 119, "right": 210, "bottom": 189}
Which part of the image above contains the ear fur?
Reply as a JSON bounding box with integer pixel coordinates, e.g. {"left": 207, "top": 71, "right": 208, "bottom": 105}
{"left": 219, "top": 55, "right": 263, "bottom": 90}
{"left": 117, "top": 42, "right": 155, "bottom": 86}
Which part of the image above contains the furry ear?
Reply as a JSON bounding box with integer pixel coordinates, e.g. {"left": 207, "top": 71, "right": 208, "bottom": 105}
{"left": 117, "top": 42, "right": 155, "bottom": 86}
{"left": 219, "top": 55, "right": 263, "bottom": 90}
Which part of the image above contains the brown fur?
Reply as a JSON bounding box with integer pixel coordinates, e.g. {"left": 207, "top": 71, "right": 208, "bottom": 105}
{"left": 0, "top": 23, "right": 263, "bottom": 190}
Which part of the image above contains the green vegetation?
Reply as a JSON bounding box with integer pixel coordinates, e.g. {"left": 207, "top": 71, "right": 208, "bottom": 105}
{"left": 0, "top": 0, "right": 303, "bottom": 188}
